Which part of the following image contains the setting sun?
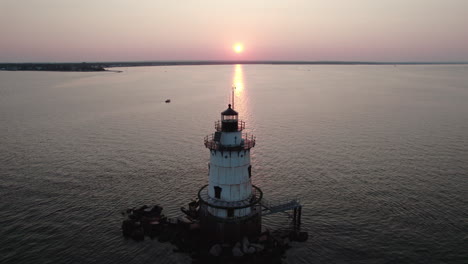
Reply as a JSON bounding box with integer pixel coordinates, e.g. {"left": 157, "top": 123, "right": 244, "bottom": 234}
{"left": 233, "top": 43, "right": 243, "bottom": 53}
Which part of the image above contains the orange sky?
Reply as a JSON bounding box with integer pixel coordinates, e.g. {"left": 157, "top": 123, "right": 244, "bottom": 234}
{"left": 1, "top": 0, "right": 467, "bottom": 62}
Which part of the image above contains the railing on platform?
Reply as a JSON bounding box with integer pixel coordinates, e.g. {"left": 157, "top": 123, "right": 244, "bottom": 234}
{"left": 260, "top": 197, "right": 302, "bottom": 216}
{"left": 204, "top": 133, "right": 256, "bottom": 150}
{"left": 261, "top": 197, "right": 303, "bottom": 231}
{"left": 198, "top": 184, "right": 263, "bottom": 209}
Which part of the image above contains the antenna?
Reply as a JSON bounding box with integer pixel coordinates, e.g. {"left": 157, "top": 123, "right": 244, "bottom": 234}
{"left": 232, "top": 86, "right": 235, "bottom": 109}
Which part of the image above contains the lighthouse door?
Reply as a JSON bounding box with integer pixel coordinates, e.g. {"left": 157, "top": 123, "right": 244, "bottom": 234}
{"left": 214, "top": 186, "right": 222, "bottom": 199}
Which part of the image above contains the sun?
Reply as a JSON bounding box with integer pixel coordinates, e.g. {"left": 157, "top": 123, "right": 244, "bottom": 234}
{"left": 233, "top": 43, "right": 243, "bottom": 53}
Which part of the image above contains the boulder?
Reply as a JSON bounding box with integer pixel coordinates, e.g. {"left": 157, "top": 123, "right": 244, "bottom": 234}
{"left": 250, "top": 243, "right": 265, "bottom": 252}
{"left": 242, "top": 237, "right": 250, "bottom": 253}
{"left": 209, "top": 244, "right": 222, "bottom": 257}
{"left": 246, "top": 246, "right": 256, "bottom": 254}
{"left": 232, "top": 242, "right": 244, "bottom": 257}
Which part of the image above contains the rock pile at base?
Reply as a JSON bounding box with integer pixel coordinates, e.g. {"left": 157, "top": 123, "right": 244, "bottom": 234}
{"left": 121, "top": 205, "right": 165, "bottom": 240}
{"left": 121, "top": 205, "right": 308, "bottom": 264}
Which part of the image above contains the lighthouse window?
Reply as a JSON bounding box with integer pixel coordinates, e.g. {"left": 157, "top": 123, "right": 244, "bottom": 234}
{"left": 214, "top": 186, "right": 222, "bottom": 199}
{"left": 227, "top": 208, "right": 234, "bottom": 217}
{"left": 248, "top": 165, "right": 252, "bottom": 178}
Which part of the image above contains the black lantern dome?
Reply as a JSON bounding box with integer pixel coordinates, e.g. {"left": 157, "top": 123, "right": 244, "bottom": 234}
{"left": 221, "top": 104, "right": 238, "bottom": 132}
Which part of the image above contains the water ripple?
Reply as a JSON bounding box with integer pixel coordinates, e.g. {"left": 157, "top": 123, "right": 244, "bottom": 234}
{"left": 1, "top": 65, "right": 467, "bottom": 263}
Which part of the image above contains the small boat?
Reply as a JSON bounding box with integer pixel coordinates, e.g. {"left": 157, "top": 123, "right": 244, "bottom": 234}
{"left": 165, "top": 99, "right": 171, "bottom": 103}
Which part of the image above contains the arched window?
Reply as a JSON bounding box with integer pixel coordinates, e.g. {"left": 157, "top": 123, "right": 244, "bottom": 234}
{"left": 214, "top": 186, "right": 222, "bottom": 199}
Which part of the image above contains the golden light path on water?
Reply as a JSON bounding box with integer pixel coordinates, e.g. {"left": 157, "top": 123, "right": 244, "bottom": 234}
{"left": 233, "top": 64, "right": 244, "bottom": 93}
{"left": 231, "top": 64, "right": 248, "bottom": 117}
{"left": 230, "top": 64, "right": 259, "bottom": 184}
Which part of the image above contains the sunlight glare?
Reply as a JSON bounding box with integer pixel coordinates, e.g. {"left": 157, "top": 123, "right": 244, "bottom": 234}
{"left": 233, "top": 43, "right": 243, "bottom": 53}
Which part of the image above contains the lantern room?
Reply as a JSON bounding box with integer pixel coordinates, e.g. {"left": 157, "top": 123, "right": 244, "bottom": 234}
{"left": 221, "top": 104, "right": 238, "bottom": 132}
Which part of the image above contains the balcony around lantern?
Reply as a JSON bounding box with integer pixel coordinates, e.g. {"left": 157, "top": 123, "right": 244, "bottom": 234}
{"left": 198, "top": 184, "right": 263, "bottom": 209}
{"left": 204, "top": 133, "right": 255, "bottom": 151}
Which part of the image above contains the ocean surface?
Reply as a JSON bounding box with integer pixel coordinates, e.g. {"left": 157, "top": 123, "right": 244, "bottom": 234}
{"left": 0, "top": 65, "right": 467, "bottom": 264}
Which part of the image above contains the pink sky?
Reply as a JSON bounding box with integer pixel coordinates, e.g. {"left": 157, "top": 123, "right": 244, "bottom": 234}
{"left": 1, "top": 0, "right": 467, "bottom": 62}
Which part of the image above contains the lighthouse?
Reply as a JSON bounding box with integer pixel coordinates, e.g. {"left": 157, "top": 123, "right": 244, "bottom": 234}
{"left": 121, "top": 101, "right": 306, "bottom": 249}
{"left": 198, "top": 104, "right": 262, "bottom": 242}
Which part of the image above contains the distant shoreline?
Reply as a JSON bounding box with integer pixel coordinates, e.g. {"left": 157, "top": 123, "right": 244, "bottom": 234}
{"left": 0, "top": 61, "right": 466, "bottom": 72}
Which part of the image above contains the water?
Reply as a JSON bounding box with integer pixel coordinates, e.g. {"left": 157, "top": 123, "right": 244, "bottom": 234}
{"left": 0, "top": 65, "right": 467, "bottom": 263}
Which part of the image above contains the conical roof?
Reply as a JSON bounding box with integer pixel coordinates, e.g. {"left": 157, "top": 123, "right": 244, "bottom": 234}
{"left": 221, "top": 104, "right": 238, "bottom": 116}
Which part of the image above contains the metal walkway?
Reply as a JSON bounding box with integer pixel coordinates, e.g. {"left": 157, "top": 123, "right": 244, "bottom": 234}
{"left": 260, "top": 198, "right": 303, "bottom": 231}
{"left": 260, "top": 198, "right": 301, "bottom": 216}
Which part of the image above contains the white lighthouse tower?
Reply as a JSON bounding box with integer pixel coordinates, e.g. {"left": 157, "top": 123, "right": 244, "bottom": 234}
{"left": 198, "top": 104, "right": 262, "bottom": 242}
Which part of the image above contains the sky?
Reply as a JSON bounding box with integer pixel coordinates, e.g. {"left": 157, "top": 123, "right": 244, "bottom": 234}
{"left": 1, "top": 0, "right": 467, "bottom": 62}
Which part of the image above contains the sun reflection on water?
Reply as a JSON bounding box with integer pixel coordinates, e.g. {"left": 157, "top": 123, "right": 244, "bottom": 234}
{"left": 231, "top": 64, "right": 249, "bottom": 119}
{"left": 233, "top": 64, "right": 244, "bottom": 94}
{"left": 229, "top": 64, "right": 252, "bottom": 134}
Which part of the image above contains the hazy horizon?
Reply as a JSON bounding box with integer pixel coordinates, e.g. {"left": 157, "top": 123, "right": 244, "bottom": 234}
{"left": 1, "top": 65, "right": 467, "bottom": 263}
{"left": 1, "top": 0, "right": 467, "bottom": 63}
{"left": 2, "top": 60, "right": 468, "bottom": 64}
